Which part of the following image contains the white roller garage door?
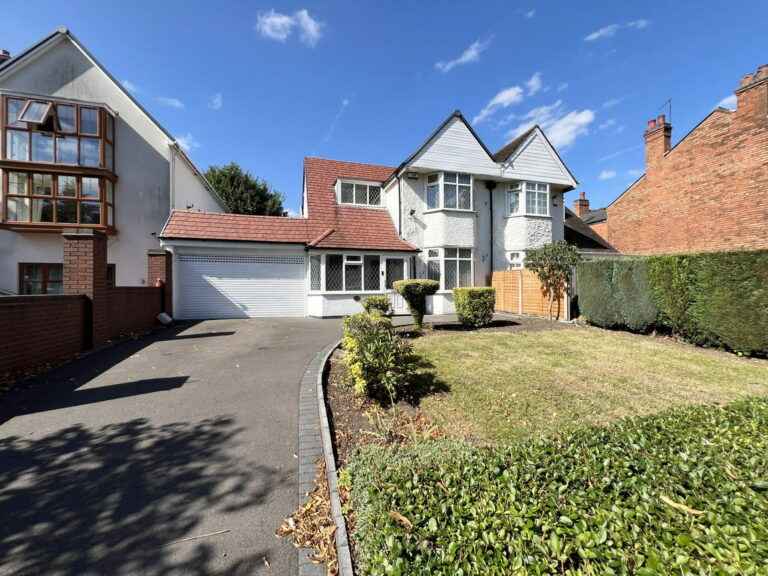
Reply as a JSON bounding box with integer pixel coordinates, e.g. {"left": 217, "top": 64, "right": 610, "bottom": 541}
{"left": 176, "top": 253, "right": 306, "bottom": 319}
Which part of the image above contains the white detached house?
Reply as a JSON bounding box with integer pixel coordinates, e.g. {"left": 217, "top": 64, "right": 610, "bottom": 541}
{"left": 160, "top": 111, "right": 578, "bottom": 318}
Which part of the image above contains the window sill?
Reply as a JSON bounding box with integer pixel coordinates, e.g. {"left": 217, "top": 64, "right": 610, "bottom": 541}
{"left": 505, "top": 213, "right": 551, "bottom": 219}
{"left": 423, "top": 208, "right": 476, "bottom": 215}
{"left": 338, "top": 202, "right": 385, "bottom": 210}
{"left": 0, "top": 222, "right": 117, "bottom": 235}
{"left": 0, "top": 159, "right": 117, "bottom": 180}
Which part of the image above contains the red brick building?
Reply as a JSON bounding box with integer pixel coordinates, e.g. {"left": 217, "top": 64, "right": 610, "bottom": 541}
{"left": 600, "top": 65, "right": 768, "bottom": 255}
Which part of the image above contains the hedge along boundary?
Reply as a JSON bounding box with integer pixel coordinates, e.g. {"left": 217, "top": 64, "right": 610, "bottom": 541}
{"left": 577, "top": 249, "right": 768, "bottom": 356}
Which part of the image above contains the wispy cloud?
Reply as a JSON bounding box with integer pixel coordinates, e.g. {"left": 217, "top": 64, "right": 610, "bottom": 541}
{"left": 176, "top": 133, "right": 200, "bottom": 152}
{"left": 585, "top": 24, "right": 620, "bottom": 41}
{"left": 436, "top": 38, "right": 492, "bottom": 73}
{"left": 585, "top": 19, "right": 650, "bottom": 41}
{"left": 322, "top": 98, "right": 350, "bottom": 144}
{"left": 208, "top": 93, "right": 223, "bottom": 110}
{"left": 602, "top": 97, "right": 622, "bottom": 109}
{"left": 599, "top": 119, "right": 616, "bottom": 131}
{"left": 158, "top": 96, "right": 185, "bottom": 109}
{"left": 599, "top": 144, "right": 642, "bottom": 161}
{"left": 627, "top": 169, "right": 644, "bottom": 177}
{"left": 557, "top": 82, "right": 569, "bottom": 92}
{"left": 599, "top": 170, "right": 617, "bottom": 180}
{"left": 526, "top": 72, "right": 543, "bottom": 96}
{"left": 473, "top": 86, "right": 525, "bottom": 124}
{"left": 256, "top": 8, "right": 323, "bottom": 47}
{"left": 717, "top": 94, "right": 737, "bottom": 109}
{"left": 122, "top": 80, "right": 141, "bottom": 93}
{"left": 505, "top": 100, "right": 595, "bottom": 149}
{"left": 627, "top": 19, "right": 650, "bottom": 29}
{"left": 525, "top": 9, "right": 535, "bottom": 19}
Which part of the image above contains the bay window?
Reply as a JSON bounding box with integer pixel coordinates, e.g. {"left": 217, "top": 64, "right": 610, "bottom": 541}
{"left": 425, "top": 247, "right": 473, "bottom": 290}
{"left": 426, "top": 172, "right": 472, "bottom": 210}
{"left": 507, "top": 181, "right": 550, "bottom": 216}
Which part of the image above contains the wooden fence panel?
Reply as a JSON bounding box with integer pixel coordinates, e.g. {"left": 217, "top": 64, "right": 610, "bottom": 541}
{"left": 491, "top": 270, "right": 568, "bottom": 320}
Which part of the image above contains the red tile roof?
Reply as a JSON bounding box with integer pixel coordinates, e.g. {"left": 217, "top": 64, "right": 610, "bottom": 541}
{"left": 161, "top": 157, "right": 417, "bottom": 252}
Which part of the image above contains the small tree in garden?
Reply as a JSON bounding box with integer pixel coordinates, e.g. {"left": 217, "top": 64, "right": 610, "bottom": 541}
{"left": 393, "top": 279, "right": 440, "bottom": 332}
{"left": 524, "top": 241, "right": 581, "bottom": 320}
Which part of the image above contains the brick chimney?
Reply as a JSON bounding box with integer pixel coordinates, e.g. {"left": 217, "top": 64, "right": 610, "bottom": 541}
{"left": 0, "top": 50, "right": 10, "bottom": 64}
{"left": 644, "top": 114, "right": 672, "bottom": 176}
{"left": 573, "top": 191, "right": 590, "bottom": 216}
{"left": 734, "top": 64, "right": 768, "bottom": 119}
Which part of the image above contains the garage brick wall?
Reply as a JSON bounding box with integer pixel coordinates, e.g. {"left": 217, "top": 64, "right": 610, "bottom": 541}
{"left": 606, "top": 68, "right": 768, "bottom": 255}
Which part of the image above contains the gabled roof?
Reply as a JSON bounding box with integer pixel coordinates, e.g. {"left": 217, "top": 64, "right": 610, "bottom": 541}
{"left": 383, "top": 110, "right": 495, "bottom": 187}
{"left": 493, "top": 126, "right": 579, "bottom": 189}
{"left": 0, "top": 27, "right": 228, "bottom": 211}
{"left": 162, "top": 158, "right": 418, "bottom": 252}
{"left": 491, "top": 127, "right": 535, "bottom": 163}
{"left": 564, "top": 207, "right": 615, "bottom": 251}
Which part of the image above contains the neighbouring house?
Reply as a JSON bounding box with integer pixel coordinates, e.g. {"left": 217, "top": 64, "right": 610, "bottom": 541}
{"left": 160, "top": 112, "right": 578, "bottom": 318}
{"left": 563, "top": 206, "right": 616, "bottom": 259}
{"left": 0, "top": 28, "right": 227, "bottom": 296}
{"left": 572, "top": 191, "right": 608, "bottom": 241}
{"left": 594, "top": 65, "right": 768, "bottom": 255}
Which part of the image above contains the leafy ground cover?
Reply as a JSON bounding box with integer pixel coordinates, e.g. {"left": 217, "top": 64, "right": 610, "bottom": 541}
{"left": 411, "top": 326, "right": 768, "bottom": 444}
{"left": 349, "top": 398, "right": 768, "bottom": 575}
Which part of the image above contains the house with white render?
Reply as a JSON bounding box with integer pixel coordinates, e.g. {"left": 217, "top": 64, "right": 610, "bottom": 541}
{"left": 0, "top": 28, "right": 227, "bottom": 295}
{"left": 160, "top": 110, "right": 578, "bottom": 318}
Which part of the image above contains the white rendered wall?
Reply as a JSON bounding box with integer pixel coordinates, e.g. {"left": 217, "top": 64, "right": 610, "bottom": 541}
{"left": 0, "top": 37, "right": 222, "bottom": 290}
{"left": 423, "top": 211, "right": 475, "bottom": 247}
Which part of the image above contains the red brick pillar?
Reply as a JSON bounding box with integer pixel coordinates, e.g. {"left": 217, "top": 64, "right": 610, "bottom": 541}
{"left": 63, "top": 229, "right": 108, "bottom": 347}
{"left": 148, "top": 249, "right": 173, "bottom": 316}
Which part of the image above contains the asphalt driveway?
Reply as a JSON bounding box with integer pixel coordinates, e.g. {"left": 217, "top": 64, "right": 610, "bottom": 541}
{"left": 0, "top": 318, "right": 341, "bottom": 576}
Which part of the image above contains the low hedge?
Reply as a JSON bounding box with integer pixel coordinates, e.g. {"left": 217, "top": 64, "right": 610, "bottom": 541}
{"left": 578, "top": 249, "right": 768, "bottom": 355}
{"left": 361, "top": 295, "right": 393, "bottom": 317}
{"left": 349, "top": 397, "right": 768, "bottom": 575}
{"left": 453, "top": 287, "right": 496, "bottom": 328}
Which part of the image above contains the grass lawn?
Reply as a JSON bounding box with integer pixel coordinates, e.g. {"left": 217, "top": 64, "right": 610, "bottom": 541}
{"left": 412, "top": 326, "right": 768, "bottom": 444}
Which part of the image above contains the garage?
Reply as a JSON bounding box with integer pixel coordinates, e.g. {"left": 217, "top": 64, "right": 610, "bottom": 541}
{"left": 175, "top": 253, "right": 306, "bottom": 319}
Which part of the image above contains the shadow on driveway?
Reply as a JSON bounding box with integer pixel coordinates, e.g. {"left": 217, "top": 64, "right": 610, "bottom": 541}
{"left": 0, "top": 416, "right": 275, "bottom": 575}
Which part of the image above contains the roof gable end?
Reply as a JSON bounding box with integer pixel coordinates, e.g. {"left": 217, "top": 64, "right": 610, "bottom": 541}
{"left": 498, "top": 126, "right": 578, "bottom": 189}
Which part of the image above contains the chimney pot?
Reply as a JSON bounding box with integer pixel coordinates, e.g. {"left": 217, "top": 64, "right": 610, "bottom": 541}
{"left": 657, "top": 114, "right": 666, "bottom": 125}
{"left": 573, "top": 192, "right": 590, "bottom": 216}
{"left": 580, "top": 191, "right": 585, "bottom": 200}
{"left": 0, "top": 50, "right": 10, "bottom": 62}
{"left": 757, "top": 64, "right": 768, "bottom": 80}
{"left": 647, "top": 119, "right": 656, "bottom": 130}
{"left": 740, "top": 73, "right": 755, "bottom": 87}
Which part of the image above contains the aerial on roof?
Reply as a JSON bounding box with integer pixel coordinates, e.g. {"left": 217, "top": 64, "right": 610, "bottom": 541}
{"left": 161, "top": 157, "right": 417, "bottom": 252}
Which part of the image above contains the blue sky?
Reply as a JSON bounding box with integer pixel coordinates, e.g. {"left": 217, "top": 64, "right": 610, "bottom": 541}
{"left": 3, "top": 1, "right": 766, "bottom": 215}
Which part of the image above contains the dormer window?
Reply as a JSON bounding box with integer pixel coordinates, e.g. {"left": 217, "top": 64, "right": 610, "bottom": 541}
{"left": 338, "top": 180, "right": 381, "bottom": 206}
{"left": 426, "top": 172, "right": 472, "bottom": 211}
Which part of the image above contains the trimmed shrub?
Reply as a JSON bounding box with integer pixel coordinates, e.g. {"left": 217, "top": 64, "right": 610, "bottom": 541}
{"left": 576, "top": 259, "right": 620, "bottom": 327}
{"left": 341, "top": 311, "right": 415, "bottom": 401}
{"left": 453, "top": 287, "right": 496, "bottom": 328}
{"left": 611, "top": 259, "right": 658, "bottom": 332}
{"left": 393, "top": 279, "right": 439, "bottom": 332}
{"left": 361, "top": 295, "right": 393, "bottom": 317}
{"left": 349, "top": 398, "right": 768, "bottom": 575}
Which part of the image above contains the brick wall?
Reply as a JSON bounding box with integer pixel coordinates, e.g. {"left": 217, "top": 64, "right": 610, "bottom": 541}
{"left": 606, "top": 68, "right": 768, "bottom": 255}
{"left": 0, "top": 295, "right": 89, "bottom": 377}
{"left": 104, "top": 287, "right": 163, "bottom": 341}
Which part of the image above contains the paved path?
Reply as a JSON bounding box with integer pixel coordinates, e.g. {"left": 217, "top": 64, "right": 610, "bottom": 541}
{"left": 0, "top": 318, "right": 340, "bottom": 576}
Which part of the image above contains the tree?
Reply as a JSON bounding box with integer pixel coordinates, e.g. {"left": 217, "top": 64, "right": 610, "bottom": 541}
{"left": 524, "top": 241, "right": 581, "bottom": 320}
{"left": 393, "top": 279, "right": 440, "bottom": 332}
{"left": 204, "top": 163, "right": 286, "bottom": 216}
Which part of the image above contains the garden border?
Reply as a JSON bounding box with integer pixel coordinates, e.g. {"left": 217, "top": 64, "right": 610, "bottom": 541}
{"left": 297, "top": 339, "right": 353, "bottom": 576}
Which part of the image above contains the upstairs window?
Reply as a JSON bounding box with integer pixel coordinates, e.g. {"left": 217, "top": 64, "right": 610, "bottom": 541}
{"left": 3, "top": 96, "right": 115, "bottom": 170}
{"left": 339, "top": 180, "right": 381, "bottom": 206}
{"left": 426, "top": 172, "right": 472, "bottom": 211}
{"left": 507, "top": 181, "right": 550, "bottom": 216}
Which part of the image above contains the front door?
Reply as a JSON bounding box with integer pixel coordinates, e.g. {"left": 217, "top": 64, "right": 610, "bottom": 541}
{"left": 383, "top": 257, "right": 408, "bottom": 315}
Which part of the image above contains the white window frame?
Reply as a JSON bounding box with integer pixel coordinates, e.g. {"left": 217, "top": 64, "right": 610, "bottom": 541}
{"left": 425, "top": 247, "right": 473, "bottom": 291}
{"left": 309, "top": 254, "right": 322, "bottom": 291}
{"left": 425, "top": 172, "right": 473, "bottom": 211}
{"left": 337, "top": 179, "right": 383, "bottom": 207}
{"left": 316, "top": 253, "right": 386, "bottom": 293}
{"left": 507, "top": 181, "right": 550, "bottom": 217}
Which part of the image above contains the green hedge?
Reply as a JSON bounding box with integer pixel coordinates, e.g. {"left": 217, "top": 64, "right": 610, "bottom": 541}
{"left": 349, "top": 397, "right": 768, "bottom": 576}
{"left": 578, "top": 249, "right": 768, "bottom": 355}
{"left": 361, "top": 295, "right": 393, "bottom": 317}
{"left": 453, "top": 287, "right": 496, "bottom": 328}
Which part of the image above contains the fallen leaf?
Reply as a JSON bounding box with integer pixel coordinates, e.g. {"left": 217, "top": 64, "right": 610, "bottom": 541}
{"left": 660, "top": 494, "right": 704, "bottom": 515}
{"left": 262, "top": 556, "right": 270, "bottom": 567}
{"left": 388, "top": 510, "right": 413, "bottom": 531}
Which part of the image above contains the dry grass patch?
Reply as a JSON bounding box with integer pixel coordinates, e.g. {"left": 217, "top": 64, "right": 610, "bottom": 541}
{"left": 413, "top": 327, "right": 768, "bottom": 444}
